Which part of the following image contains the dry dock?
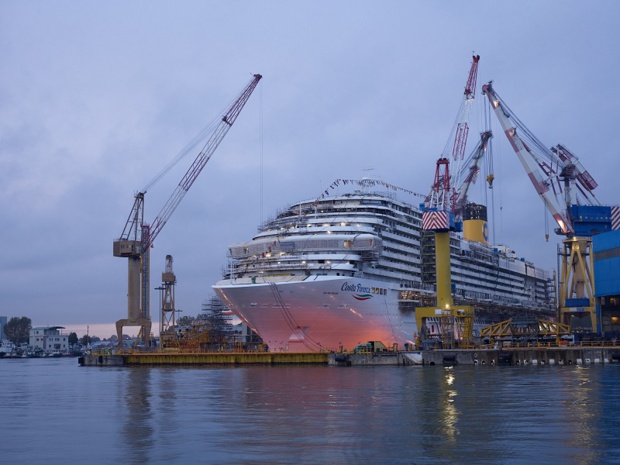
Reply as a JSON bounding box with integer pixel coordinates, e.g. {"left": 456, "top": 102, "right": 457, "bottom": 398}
{"left": 79, "top": 345, "right": 620, "bottom": 367}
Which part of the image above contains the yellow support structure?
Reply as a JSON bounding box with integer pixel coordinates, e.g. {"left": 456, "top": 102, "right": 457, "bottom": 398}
{"left": 415, "top": 230, "right": 474, "bottom": 347}
{"left": 480, "top": 318, "right": 571, "bottom": 339}
{"left": 435, "top": 231, "right": 453, "bottom": 310}
{"left": 455, "top": 306, "right": 476, "bottom": 347}
{"left": 559, "top": 236, "right": 597, "bottom": 332}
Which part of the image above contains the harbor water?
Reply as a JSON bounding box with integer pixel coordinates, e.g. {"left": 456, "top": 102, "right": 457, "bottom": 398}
{"left": 2, "top": 358, "right": 620, "bottom": 464}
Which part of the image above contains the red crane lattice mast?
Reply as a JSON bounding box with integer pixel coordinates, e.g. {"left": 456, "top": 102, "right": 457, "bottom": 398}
{"left": 451, "top": 54, "right": 480, "bottom": 164}
{"left": 427, "top": 54, "right": 481, "bottom": 214}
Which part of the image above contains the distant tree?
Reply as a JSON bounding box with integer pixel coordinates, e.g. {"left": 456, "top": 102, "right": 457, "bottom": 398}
{"left": 81, "top": 335, "right": 92, "bottom": 346}
{"left": 178, "top": 315, "right": 196, "bottom": 327}
{"left": 68, "top": 332, "right": 79, "bottom": 346}
{"left": 4, "top": 317, "right": 31, "bottom": 345}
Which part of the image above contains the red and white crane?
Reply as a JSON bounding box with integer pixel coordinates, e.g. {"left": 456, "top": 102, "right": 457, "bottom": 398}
{"left": 113, "top": 74, "right": 262, "bottom": 344}
{"left": 482, "top": 80, "right": 614, "bottom": 332}
{"left": 482, "top": 81, "right": 602, "bottom": 236}
{"left": 418, "top": 56, "right": 481, "bottom": 347}
{"left": 427, "top": 54, "right": 480, "bottom": 215}
{"left": 452, "top": 130, "right": 493, "bottom": 217}
{"left": 450, "top": 54, "right": 480, "bottom": 164}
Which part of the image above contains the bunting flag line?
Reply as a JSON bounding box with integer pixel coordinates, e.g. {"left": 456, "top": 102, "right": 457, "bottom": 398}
{"left": 315, "top": 179, "right": 426, "bottom": 201}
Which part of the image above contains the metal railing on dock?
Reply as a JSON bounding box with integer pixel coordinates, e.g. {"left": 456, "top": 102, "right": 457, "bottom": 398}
{"left": 478, "top": 340, "right": 620, "bottom": 350}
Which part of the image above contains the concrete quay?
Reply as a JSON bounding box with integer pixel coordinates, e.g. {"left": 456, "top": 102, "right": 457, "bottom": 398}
{"left": 415, "top": 347, "right": 620, "bottom": 366}
{"left": 329, "top": 347, "right": 620, "bottom": 366}
{"left": 79, "top": 347, "right": 620, "bottom": 367}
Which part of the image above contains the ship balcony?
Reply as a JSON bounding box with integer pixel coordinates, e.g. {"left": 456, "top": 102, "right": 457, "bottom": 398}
{"left": 229, "top": 234, "right": 380, "bottom": 260}
{"left": 231, "top": 259, "right": 359, "bottom": 277}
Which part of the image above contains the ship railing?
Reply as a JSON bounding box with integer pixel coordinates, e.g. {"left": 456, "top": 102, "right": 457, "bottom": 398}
{"left": 419, "top": 282, "right": 435, "bottom": 292}
{"left": 249, "top": 261, "right": 356, "bottom": 272}
{"left": 478, "top": 339, "right": 620, "bottom": 349}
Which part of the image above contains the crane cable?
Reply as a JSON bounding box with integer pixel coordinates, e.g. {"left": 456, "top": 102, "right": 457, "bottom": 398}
{"left": 259, "top": 79, "right": 264, "bottom": 226}
{"left": 142, "top": 117, "right": 220, "bottom": 194}
{"left": 483, "top": 94, "right": 499, "bottom": 245}
{"left": 544, "top": 205, "right": 550, "bottom": 242}
{"left": 141, "top": 86, "right": 253, "bottom": 194}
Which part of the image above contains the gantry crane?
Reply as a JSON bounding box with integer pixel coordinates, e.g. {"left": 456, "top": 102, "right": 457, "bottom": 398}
{"left": 482, "top": 81, "right": 614, "bottom": 332}
{"left": 416, "top": 56, "right": 481, "bottom": 348}
{"left": 113, "top": 74, "right": 262, "bottom": 346}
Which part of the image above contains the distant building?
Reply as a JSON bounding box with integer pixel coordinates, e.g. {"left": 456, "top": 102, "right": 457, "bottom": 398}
{"left": 0, "top": 316, "right": 6, "bottom": 341}
{"left": 29, "top": 326, "right": 69, "bottom": 353}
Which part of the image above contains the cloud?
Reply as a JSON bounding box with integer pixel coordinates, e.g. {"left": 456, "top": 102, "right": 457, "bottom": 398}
{"left": 1, "top": 1, "right": 619, "bottom": 334}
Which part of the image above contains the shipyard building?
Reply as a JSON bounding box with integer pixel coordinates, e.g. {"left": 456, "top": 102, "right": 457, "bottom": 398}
{"left": 594, "top": 230, "right": 620, "bottom": 334}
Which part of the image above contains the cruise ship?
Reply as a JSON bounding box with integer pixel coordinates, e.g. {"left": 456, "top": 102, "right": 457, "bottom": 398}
{"left": 213, "top": 179, "right": 555, "bottom": 352}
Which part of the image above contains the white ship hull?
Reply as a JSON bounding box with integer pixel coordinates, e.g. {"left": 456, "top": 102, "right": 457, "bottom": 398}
{"left": 214, "top": 276, "right": 417, "bottom": 353}
{"left": 212, "top": 179, "right": 555, "bottom": 352}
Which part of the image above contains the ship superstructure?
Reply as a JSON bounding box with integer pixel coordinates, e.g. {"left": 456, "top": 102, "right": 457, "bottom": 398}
{"left": 213, "top": 179, "right": 555, "bottom": 352}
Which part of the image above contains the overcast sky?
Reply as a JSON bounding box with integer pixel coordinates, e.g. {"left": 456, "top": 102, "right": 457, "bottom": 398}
{"left": 2, "top": 1, "right": 618, "bottom": 338}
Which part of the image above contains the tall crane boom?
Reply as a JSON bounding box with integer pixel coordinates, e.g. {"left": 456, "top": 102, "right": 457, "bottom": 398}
{"left": 481, "top": 81, "right": 574, "bottom": 236}
{"left": 453, "top": 130, "right": 492, "bottom": 216}
{"left": 450, "top": 54, "right": 480, "bottom": 163}
{"left": 464, "top": 54, "right": 480, "bottom": 98}
{"left": 428, "top": 55, "right": 481, "bottom": 214}
{"left": 146, "top": 74, "right": 262, "bottom": 250}
{"left": 113, "top": 73, "right": 262, "bottom": 345}
{"left": 417, "top": 57, "right": 481, "bottom": 348}
{"left": 481, "top": 80, "right": 615, "bottom": 333}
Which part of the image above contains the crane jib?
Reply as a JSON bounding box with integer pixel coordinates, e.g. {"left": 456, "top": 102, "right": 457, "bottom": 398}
{"left": 113, "top": 73, "right": 262, "bottom": 346}
{"left": 144, "top": 73, "right": 262, "bottom": 250}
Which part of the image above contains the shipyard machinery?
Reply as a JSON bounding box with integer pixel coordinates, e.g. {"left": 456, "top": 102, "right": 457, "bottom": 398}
{"left": 480, "top": 317, "right": 571, "bottom": 343}
{"left": 159, "top": 254, "right": 177, "bottom": 337}
{"left": 113, "top": 74, "right": 262, "bottom": 345}
{"left": 417, "top": 55, "right": 482, "bottom": 348}
{"left": 482, "top": 81, "right": 615, "bottom": 332}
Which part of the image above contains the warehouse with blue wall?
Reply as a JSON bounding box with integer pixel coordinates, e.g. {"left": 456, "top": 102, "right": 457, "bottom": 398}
{"left": 594, "top": 230, "right": 620, "bottom": 334}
